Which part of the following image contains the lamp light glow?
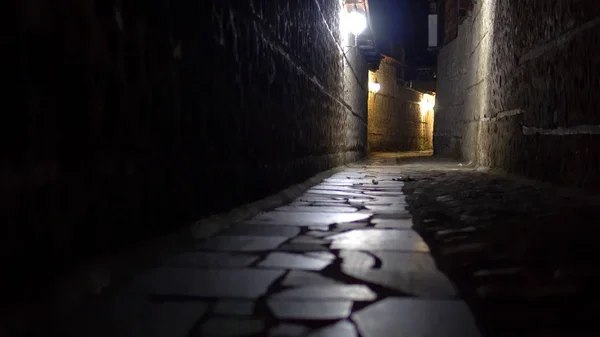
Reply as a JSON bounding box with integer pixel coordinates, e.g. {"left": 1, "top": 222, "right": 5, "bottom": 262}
{"left": 369, "top": 80, "right": 381, "bottom": 93}
{"left": 343, "top": 11, "right": 367, "bottom": 36}
{"left": 420, "top": 94, "right": 435, "bottom": 115}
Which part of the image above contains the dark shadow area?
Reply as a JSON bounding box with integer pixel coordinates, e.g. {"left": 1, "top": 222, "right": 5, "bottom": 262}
{"left": 5, "top": 0, "right": 370, "bottom": 326}
{"left": 399, "top": 154, "right": 600, "bottom": 337}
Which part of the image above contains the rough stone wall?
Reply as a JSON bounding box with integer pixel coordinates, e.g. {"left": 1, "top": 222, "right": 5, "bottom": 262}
{"left": 434, "top": 0, "right": 600, "bottom": 187}
{"left": 368, "top": 59, "right": 434, "bottom": 152}
{"left": 6, "top": 0, "right": 368, "bottom": 297}
{"left": 444, "top": 0, "right": 459, "bottom": 43}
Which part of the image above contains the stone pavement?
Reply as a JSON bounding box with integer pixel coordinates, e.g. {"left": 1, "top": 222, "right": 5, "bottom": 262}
{"left": 71, "top": 153, "right": 481, "bottom": 337}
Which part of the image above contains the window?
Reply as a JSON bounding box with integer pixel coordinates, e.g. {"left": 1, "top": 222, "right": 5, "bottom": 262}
{"left": 428, "top": 14, "right": 438, "bottom": 47}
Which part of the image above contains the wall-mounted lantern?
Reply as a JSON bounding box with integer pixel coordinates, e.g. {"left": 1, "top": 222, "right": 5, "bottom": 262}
{"left": 369, "top": 79, "right": 381, "bottom": 94}
{"left": 344, "top": 10, "right": 367, "bottom": 36}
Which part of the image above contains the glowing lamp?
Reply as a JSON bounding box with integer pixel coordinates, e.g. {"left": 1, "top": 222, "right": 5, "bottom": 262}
{"left": 369, "top": 79, "right": 381, "bottom": 93}
{"left": 343, "top": 11, "right": 367, "bottom": 36}
{"left": 420, "top": 94, "right": 435, "bottom": 115}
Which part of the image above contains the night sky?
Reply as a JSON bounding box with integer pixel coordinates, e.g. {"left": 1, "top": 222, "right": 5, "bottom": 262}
{"left": 369, "top": 0, "right": 436, "bottom": 69}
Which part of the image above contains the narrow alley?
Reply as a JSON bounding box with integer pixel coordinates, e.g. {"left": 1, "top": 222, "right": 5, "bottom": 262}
{"left": 7, "top": 0, "right": 600, "bottom": 336}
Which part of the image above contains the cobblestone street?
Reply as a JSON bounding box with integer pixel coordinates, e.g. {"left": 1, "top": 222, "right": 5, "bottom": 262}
{"left": 394, "top": 154, "right": 600, "bottom": 337}
{"left": 68, "top": 153, "right": 600, "bottom": 337}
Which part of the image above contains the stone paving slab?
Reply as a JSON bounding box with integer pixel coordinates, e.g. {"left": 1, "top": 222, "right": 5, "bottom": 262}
{"left": 353, "top": 298, "right": 480, "bottom": 337}
{"left": 131, "top": 268, "right": 284, "bottom": 298}
{"left": 281, "top": 271, "right": 342, "bottom": 286}
{"left": 258, "top": 252, "right": 333, "bottom": 270}
{"left": 268, "top": 323, "right": 310, "bottom": 337}
{"left": 356, "top": 196, "right": 407, "bottom": 204}
{"left": 304, "top": 189, "right": 371, "bottom": 198}
{"left": 267, "top": 299, "right": 353, "bottom": 320}
{"left": 329, "top": 229, "right": 430, "bottom": 252}
{"left": 288, "top": 236, "right": 330, "bottom": 245}
{"left": 74, "top": 156, "right": 481, "bottom": 337}
{"left": 340, "top": 250, "right": 377, "bottom": 269}
{"left": 307, "top": 320, "right": 358, "bottom": 337}
{"left": 274, "top": 205, "right": 359, "bottom": 213}
{"left": 244, "top": 211, "right": 372, "bottom": 227}
{"left": 271, "top": 284, "right": 377, "bottom": 301}
{"left": 372, "top": 251, "right": 438, "bottom": 272}
{"left": 342, "top": 267, "right": 457, "bottom": 297}
{"left": 333, "top": 222, "right": 370, "bottom": 231}
{"left": 372, "top": 218, "right": 413, "bottom": 229}
{"left": 219, "top": 224, "right": 301, "bottom": 237}
{"left": 364, "top": 205, "right": 410, "bottom": 214}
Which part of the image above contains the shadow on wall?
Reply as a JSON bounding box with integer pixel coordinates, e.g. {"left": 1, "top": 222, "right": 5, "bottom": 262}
{"left": 5, "top": 0, "right": 370, "bottom": 313}
{"left": 368, "top": 57, "right": 435, "bottom": 152}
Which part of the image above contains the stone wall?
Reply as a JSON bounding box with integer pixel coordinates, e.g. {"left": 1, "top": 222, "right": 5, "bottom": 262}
{"left": 443, "top": 0, "right": 459, "bottom": 44}
{"left": 6, "top": 0, "right": 368, "bottom": 298}
{"left": 368, "top": 58, "right": 434, "bottom": 152}
{"left": 434, "top": 0, "right": 600, "bottom": 187}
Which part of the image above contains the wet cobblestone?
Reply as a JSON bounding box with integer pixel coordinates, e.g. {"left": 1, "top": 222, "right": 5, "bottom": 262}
{"left": 383, "top": 153, "right": 600, "bottom": 337}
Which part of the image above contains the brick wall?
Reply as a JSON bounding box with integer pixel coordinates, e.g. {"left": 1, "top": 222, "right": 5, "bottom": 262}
{"left": 6, "top": 0, "right": 368, "bottom": 301}
{"left": 434, "top": 0, "right": 600, "bottom": 187}
{"left": 368, "top": 58, "right": 434, "bottom": 152}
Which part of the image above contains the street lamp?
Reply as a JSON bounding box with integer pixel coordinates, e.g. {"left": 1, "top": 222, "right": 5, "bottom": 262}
{"left": 344, "top": 10, "right": 367, "bottom": 36}
{"left": 369, "top": 79, "right": 381, "bottom": 94}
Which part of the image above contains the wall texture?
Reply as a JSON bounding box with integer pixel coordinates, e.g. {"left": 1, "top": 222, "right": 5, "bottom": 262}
{"left": 443, "top": 0, "right": 459, "bottom": 43}
{"left": 6, "top": 0, "right": 368, "bottom": 302}
{"left": 368, "top": 58, "right": 434, "bottom": 152}
{"left": 435, "top": 0, "right": 600, "bottom": 187}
